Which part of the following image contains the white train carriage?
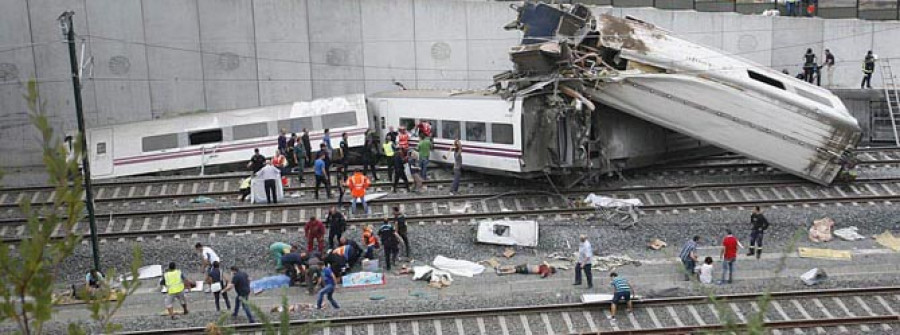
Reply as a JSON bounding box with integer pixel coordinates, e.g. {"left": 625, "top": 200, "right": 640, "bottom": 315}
{"left": 583, "top": 15, "right": 861, "bottom": 185}
{"left": 81, "top": 94, "right": 369, "bottom": 179}
{"left": 368, "top": 91, "right": 531, "bottom": 174}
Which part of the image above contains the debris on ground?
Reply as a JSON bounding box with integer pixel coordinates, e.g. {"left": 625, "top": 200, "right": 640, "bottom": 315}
{"left": 546, "top": 252, "right": 575, "bottom": 262}
{"left": 592, "top": 255, "right": 642, "bottom": 272}
{"left": 450, "top": 202, "right": 472, "bottom": 214}
{"left": 341, "top": 272, "right": 385, "bottom": 288}
{"left": 833, "top": 226, "right": 866, "bottom": 241}
{"left": 190, "top": 196, "right": 217, "bottom": 204}
{"left": 808, "top": 217, "right": 834, "bottom": 242}
{"left": 875, "top": 231, "right": 900, "bottom": 251}
{"left": 647, "top": 238, "right": 667, "bottom": 250}
{"left": 503, "top": 248, "right": 516, "bottom": 258}
{"left": 480, "top": 258, "right": 501, "bottom": 269}
{"left": 412, "top": 265, "right": 453, "bottom": 289}
{"left": 584, "top": 194, "right": 642, "bottom": 229}
{"left": 476, "top": 220, "right": 539, "bottom": 247}
{"left": 798, "top": 247, "right": 852, "bottom": 260}
{"left": 270, "top": 303, "right": 313, "bottom": 313}
{"left": 123, "top": 264, "right": 163, "bottom": 281}
{"left": 800, "top": 268, "right": 827, "bottom": 286}
{"left": 432, "top": 255, "right": 485, "bottom": 277}
{"left": 581, "top": 293, "right": 614, "bottom": 303}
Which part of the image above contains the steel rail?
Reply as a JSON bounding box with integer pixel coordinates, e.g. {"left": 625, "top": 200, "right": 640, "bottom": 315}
{"left": 4, "top": 178, "right": 900, "bottom": 242}
{"left": 116, "top": 286, "right": 900, "bottom": 335}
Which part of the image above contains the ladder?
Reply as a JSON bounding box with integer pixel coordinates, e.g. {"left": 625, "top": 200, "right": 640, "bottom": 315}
{"left": 880, "top": 60, "right": 900, "bottom": 147}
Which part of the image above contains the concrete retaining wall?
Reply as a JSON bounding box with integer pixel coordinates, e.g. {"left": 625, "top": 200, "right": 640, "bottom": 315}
{"left": 1, "top": 1, "right": 898, "bottom": 168}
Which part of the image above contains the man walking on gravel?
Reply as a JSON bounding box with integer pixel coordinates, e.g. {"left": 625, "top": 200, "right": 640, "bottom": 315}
{"left": 720, "top": 229, "right": 744, "bottom": 284}
{"left": 225, "top": 266, "right": 255, "bottom": 323}
{"left": 326, "top": 207, "right": 347, "bottom": 249}
{"left": 160, "top": 262, "right": 189, "bottom": 320}
{"left": 573, "top": 234, "right": 593, "bottom": 288}
{"left": 316, "top": 262, "right": 340, "bottom": 310}
{"left": 747, "top": 206, "right": 769, "bottom": 259}
{"left": 305, "top": 216, "right": 326, "bottom": 253}
{"left": 393, "top": 207, "right": 410, "bottom": 257}
{"left": 678, "top": 236, "right": 700, "bottom": 281}
{"left": 378, "top": 218, "right": 401, "bottom": 271}
{"left": 314, "top": 153, "right": 331, "bottom": 199}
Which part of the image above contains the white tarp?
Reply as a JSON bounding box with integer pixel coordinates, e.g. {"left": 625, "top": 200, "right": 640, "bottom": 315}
{"left": 833, "top": 226, "right": 866, "bottom": 241}
{"left": 123, "top": 264, "right": 163, "bottom": 281}
{"left": 584, "top": 193, "right": 643, "bottom": 208}
{"left": 476, "top": 220, "right": 539, "bottom": 247}
{"left": 581, "top": 293, "right": 615, "bottom": 303}
{"left": 250, "top": 178, "right": 284, "bottom": 203}
{"left": 432, "top": 255, "right": 485, "bottom": 278}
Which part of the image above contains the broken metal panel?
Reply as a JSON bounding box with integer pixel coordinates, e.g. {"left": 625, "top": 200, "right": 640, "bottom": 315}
{"left": 476, "top": 220, "right": 539, "bottom": 247}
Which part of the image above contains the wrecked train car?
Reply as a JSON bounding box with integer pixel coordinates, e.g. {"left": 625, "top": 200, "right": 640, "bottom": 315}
{"left": 367, "top": 90, "right": 714, "bottom": 180}
{"left": 499, "top": 2, "right": 861, "bottom": 185}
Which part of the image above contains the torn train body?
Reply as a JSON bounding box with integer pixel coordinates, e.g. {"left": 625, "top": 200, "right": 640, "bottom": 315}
{"left": 498, "top": 2, "right": 861, "bottom": 185}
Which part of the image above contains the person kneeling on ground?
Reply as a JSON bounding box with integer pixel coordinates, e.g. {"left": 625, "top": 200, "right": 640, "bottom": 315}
{"left": 698, "top": 257, "right": 715, "bottom": 284}
{"left": 238, "top": 176, "right": 252, "bottom": 202}
{"left": 496, "top": 263, "right": 556, "bottom": 278}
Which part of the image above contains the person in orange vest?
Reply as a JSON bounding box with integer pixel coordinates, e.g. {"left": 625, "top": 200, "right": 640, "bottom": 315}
{"left": 345, "top": 169, "right": 371, "bottom": 215}
{"left": 398, "top": 126, "right": 410, "bottom": 155}
{"left": 362, "top": 225, "right": 379, "bottom": 260}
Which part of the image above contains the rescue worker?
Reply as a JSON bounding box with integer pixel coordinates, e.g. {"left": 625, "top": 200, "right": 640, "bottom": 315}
{"left": 277, "top": 129, "right": 288, "bottom": 155}
{"left": 301, "top": 128, "right": 312, "bottom": 166}
{"left": 302, "top": 251, "right": 322, "bottom": 295}
{"left": 862, "top": 50, "right": 875, "bottom": 89}
{"left": 824, "top": 49, "right": 835, "bottom": 87}
{"left": 287, "top": 133, "right": 297, "bottom": 165}
{"left": 224, "top": 266, "right": 255, "bottom": 323}
{"left": 280, "top": 251, "right": 304, "bottom": 284}
{"left": 305, "top": 216, "right": 326, "bottom": 253}
{"left": 392, "top": 151, "right": 410, "bottom": 193}
{"left": 444, "top": 140, "right": 463, "bottom": 194}
{"left": 362, "top": 225, "right": 379, "bottom": 260}
{"left": 238, "top": 176, "right": 252, "bottom": 202}
{"left": 322, "top": 128, "right": 333, "bottom": 156}
{"left": 292, "top": 139, "right": 306, "bottom": 184}
{"left": 362, "top": 129, "right": 379, "bottom": 181}
{"left": 398, "top": 126, "right": 410, "bottom": 155}
{"left": 247, "top": 148, "right": 265, "bottom": 174}
{"left": 269, "top": 242, "right": 294, "bottom": 270}
{"left": 417, "top": 135, "right": 432, "bottom": 180}
{"left": 313, "top": 153, "right": 331, "bottom": 199}
{"left": 385, "top": 126, "right": 398, "bottom": 144}
{"left": 257, "top": 160, "right": 281, "bottom": 204}
{"left": 382, "top": 136, "right": 395, "bottom": 182}
{"left": 272, "top": 150, "right": 288, "bottom": 177}
{"left": 747, "top": 206, "right": 769, "bottom": 259}
{"left": 377, "top": 219, "right": 401, "bottom": 270}
{"left": 326, "top": 207, "right": 347, "bottom": 249}
{"left": 803, "top": 48, "right": 816, "bottom": 84}
{"left": 393, "top": 207, "right": 410, "bottom": 257}
{"left": 346, "top": 169, "right": 371, "bottom": 215}
{"left": 160, "top": 262, "right": 189, "bottom": 320}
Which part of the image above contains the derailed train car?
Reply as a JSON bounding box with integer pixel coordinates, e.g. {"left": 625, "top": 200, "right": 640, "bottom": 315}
{"left": 496, "top": 1, "right": 861, "bottom": 185}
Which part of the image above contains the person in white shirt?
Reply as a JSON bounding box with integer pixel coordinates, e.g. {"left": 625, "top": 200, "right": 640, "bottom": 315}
{"left": 195, "top": 242, "right": 220, "bottom": 273}
{"left": 573, "top": 235, "right": 593, "bottom": 288}
{"left": 698, "top": 257, "right": 714, "bottom": 284}
{"left": 256, "top": 160, "right": 281, "bottom": 203}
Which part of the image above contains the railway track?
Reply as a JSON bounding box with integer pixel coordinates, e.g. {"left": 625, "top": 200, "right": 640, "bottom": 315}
{"left": 3, "top": 148, "right": 899, "bottom": 210}
{"left": 3, "top": 176, "right": 900, "bottom": 243}
{"left": 118, "top": 286, "right": 900, "bottom": 335}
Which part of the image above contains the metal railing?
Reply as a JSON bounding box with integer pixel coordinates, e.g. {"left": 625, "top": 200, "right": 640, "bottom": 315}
{"left": 538, "top": 0, "right": 900, "bottom": 20}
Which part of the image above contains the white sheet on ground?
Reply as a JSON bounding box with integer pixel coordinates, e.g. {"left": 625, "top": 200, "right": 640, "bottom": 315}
{"left": 476, "top": 220, "right": 539, "bottom": 247}
{"left": 250, "top": 178, "right": 284, "bottom": 204}
{"left": 432, "top": 255, "right": 485, "bottom": 277}
{"left": 412, "top": 265, "right": 453, "bottom": 284}
{"left": 124, "top": 264, "right": 163, "bottom": 281}
{"left": 363, "top": 192, "right": 388, "bottom": 202}
{"left": 581, "top": 294, "right": 615, "bottom": 303}
{"left": 833, "top": 226, "right": 866, "bottom": 241}
{"left": 584, "top": 193, "right": 643, "bottom": 208}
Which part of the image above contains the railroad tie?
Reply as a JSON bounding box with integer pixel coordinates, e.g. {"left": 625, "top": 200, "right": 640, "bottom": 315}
{"left": 434, "top": 319, "right": 444, "bottom": 335}
{"left": 212, "top": 213, "right": 220, "bottom": 227}
{"left": 582, "top": 310, "right": 598, "bottom": 333}
{"left": 143, "top": 185, "right": 151, "bottom": 197}
{"left": 122, "top": 218, "right": 133, "bottom": 233}
{"left": 497, "top": 315, "right": 510, "bottom": 335}
{"left": 411, "top": 320, "right": 420, "bottom": 335}
{"left": 626, "top": 309, "right": 642, "bottom": 329}
{"left": 539, "top": 313, "right": 556, "bottom": 335}
{"left": 367, "top": 323, "right": 375, "bottom": 335}
{"left": 832, "top": 297, "right": 870, "bottom": 332}
{"left": 127, "top": 186, "right": 136, "bottom": 198}
{"left": 112, "top": 187, "right": 121, "bottom": 199}
{"left": 141, "top": 218, "right": 151, "bottom": 231}
{"left": 791, "top": 299, "right": 826, "bottom": 334}
{"left": 812, "top": 298, "right": 847, "bottom": 333}
{"left": 0, "top": 192, "right": 8, "bottom": 204}
{"left": 389, "top": 322, "right": 398, "bottom": 335}
{"left": 770, "top": 301, "right": 805, "bottom": 335}
{"left": 687, "top": 305, "right": 706, "bottom": 326}
{"left": 667, "top": 306, "right": 686, "bottom": 327}
{"left": 344, "top": 325, "right": 352, "bottom": 335}
{"left": 728, "top": 303, "right": 746, "bottom": 323}
{"left": 855, "top": 296, "right": 892, "bottom": 331}
{"left": 602, "top": 310, "right": 620, "bottom": 331}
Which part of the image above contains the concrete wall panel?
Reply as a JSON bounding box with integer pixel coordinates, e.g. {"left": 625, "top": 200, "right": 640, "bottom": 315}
{"left": 618, "top": 7, "right": 675, "bottom": 29}
{"left": 770, "top": 17, "right": 823, "bottom": 71}
{"left": 823, "top": 20, "right": 874, "bottom": 89}
{"left": 415, "top": 0, "right": 468, "bottom": 89}
{"left": 0, "top": 0, "right": 39, "bottom": 166}
{"left": 722, "top": 14, "right": 773, "bottom": 66}
{"left": 308, "top": 0, "right": 365, "bottom": 98}
{"left": 361, "top": 0, "right": 416, "bottom": 93}
{"left": 871, "top": 21, "right": 900, "bottom": 88}
{"left": 254, "top": 0, "right": 312, "bottom": 103}
{"left": 672, "top": 11, "right": 724, "bottom": 50}
{"left": 198, "top": 0, "right": 259, "bottom": 110}
{"left": 142, "top": 0, "right": 206, "bottom": 116}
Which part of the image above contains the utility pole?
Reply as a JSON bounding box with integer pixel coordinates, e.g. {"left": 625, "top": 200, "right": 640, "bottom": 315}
{"left": 58, "top": 11, "right": 101, "bottom": 272}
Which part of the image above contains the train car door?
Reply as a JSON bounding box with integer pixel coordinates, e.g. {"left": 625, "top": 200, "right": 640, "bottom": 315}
{"left": 89, "top": 128, "right": 114, "bottom": 177}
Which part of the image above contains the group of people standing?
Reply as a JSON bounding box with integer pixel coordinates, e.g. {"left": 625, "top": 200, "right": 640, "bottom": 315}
{"left": 795, "top": 48, "right": 877, "bottom": 89}
{"left": 678, "top": 206, "right": 770, "bottom": 285}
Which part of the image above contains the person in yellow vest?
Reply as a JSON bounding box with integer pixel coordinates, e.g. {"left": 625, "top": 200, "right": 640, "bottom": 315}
{"left": 159, "top": 262, "right": 189, "bottom": 319}
{"left": 346, "top": 169, "right": 371, "bottom": 215}
{"left": 382, "top": 136, "right": 395, "bottom": 182}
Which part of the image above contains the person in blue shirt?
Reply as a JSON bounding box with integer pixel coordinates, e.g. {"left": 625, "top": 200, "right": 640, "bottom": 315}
{"left": 322, "top": 128, "right": 333, "bottom": 156}
{"left": 316, "top": 262, "right": 340, "bottom": 310}
{"left": 314, "top": 153, "right": 331, "bottom": 199}
{"left": 607, "top": 272, "right": 634, "bottom": 321}
{"left": 224, "top": 266, "right": 255, "bottom": 323}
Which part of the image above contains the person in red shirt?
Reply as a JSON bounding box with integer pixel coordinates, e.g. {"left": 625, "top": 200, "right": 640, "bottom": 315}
{"left": 304, "top": 216, "right": 326, "bottom": 253}
{"left": 720, "top": 229, "right": 744, "bottom": 284}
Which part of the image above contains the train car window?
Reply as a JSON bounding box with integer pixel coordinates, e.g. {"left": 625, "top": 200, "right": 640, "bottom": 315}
{"left": 747, "top": 70, "right": 785, "bottom": 90}
{"left": 441, "top": 120, "right": 460, "bottom": 140}
{"left": 188, "top": 129, "right": 223, "bottom": 145}
{"left": 142, "top": 134, "right": 179, "bottom": 152}
{"left": 322, "top": 112, "right": 357, "bottom": 129}
{"left": 465, "top": 122, "right": 486, "bottom": 142}
{"left": 233, "top": 122, "right": 269, "bottom": 141}
{"left": 277, "top": 117, "right": 313, "bottom": 133}
{"left": 399, "top": 118, "right": 416, "bottom": 131}
{"left": 96, "top": 142, "right": 107, "bottom": 155}
{"left": 491, "top": 123, "right": 514, "bottom": 144}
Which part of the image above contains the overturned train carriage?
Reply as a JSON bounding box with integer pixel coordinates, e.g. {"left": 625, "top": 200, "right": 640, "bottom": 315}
{"left": 500, "top": 2, "right": 861, "bottom": 185}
